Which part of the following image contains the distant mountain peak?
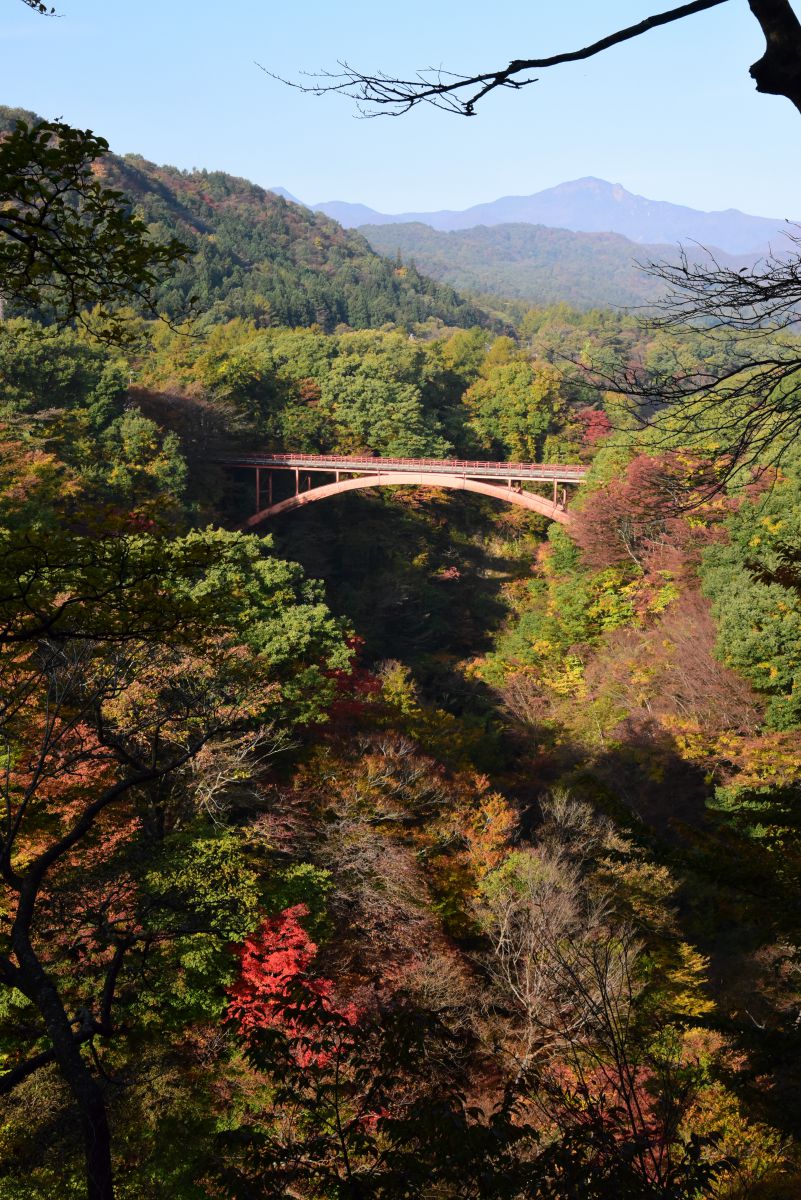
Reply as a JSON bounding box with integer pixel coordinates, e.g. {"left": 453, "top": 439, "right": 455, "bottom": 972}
{"left": 314, "top": 178, "right": 795, "bottom": 255}
{"left": 267, "top": 186, "right": 305, "bottom": 205}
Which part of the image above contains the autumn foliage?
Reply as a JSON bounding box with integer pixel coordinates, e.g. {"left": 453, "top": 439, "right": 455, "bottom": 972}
{"left": 575, "top": 406, "right": 612, "bottom": 445}
{"left": 2, "top": 137, "right": 801, "bottom": 1197}
{"left": 573, "top": 452, "right": 725, "bottom": 570}
{"left": 227, "top": 904, "right": 360, "bottom": 1068}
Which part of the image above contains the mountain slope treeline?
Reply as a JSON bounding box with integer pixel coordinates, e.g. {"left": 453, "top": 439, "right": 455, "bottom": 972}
{"left": 110, "top": 155, "right": 488, "bottom": 331}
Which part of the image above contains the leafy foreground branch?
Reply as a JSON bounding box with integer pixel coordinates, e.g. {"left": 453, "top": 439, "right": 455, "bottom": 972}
{"left": 0, "top": 118, "right": 188, "bottom": 337}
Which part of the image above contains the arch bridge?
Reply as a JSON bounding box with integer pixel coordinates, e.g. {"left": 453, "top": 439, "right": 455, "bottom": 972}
{"left": 223, "top": 454, "right": 587, "bottom": 527}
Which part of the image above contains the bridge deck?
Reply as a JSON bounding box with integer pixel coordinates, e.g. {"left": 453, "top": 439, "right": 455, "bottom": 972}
{"left": 224, "top": 453, "right": 587, "bottom": 483}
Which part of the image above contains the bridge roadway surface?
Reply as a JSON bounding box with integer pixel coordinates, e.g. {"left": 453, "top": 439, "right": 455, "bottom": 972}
{"left": 225, "top": 452, "right": 586, "bottom": 484}
{"left": 222, "top": 454, "right": 587, "bottom": 526}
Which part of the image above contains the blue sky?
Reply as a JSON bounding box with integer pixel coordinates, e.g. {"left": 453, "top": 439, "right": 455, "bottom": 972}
{"left": 2, "top": 0, "right": 800, "bottom": 217}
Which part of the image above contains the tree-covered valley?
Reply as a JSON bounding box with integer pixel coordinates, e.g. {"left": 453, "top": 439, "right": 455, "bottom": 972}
{"left": 3, "top": 103, "right": 801, "bottom": 1200}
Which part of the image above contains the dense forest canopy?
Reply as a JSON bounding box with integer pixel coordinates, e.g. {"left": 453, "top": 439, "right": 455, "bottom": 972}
{"left": 2, "top": 105, "right": 801, "bottom": 1200}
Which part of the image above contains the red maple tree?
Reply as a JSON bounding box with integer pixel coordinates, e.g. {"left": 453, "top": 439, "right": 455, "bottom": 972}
{"left": 227, "top": 904, "right": 360, "bottom": 1067}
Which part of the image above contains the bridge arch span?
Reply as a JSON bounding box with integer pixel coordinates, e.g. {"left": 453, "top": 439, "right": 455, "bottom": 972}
{"left": 242, "top": 471, "right": 572, "bottom": 527}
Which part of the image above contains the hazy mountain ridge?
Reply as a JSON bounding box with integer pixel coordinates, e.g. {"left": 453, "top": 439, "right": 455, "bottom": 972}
{"left": 358, "top": 220, "right": 753, "bottom": 311}
{"left": 4, "top": 104, "right": 773, "bottom": 317}
{"left": 313, "top": 177, "right": 796, "bottom": 256}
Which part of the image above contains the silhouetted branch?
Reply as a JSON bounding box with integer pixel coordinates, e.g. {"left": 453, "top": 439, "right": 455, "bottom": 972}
{"left": 595, "top": 347, "right": 801, "bottom": 491}
{"left": 535, "top": 220, "right": 801, "bottom": 494}
{"left": 270, "top": 1, "right": 731, "bottom": 117}
{"left": 749, "top": 0, "right": 801, "bottom": 112}
{"left": 0, "top": 1043, "right": 67, "bottom": 1093}
{"left": 18, "top": 0, "right": 56, "bottom": 11}
{"left": 643, "top": 248, "right": 801, "bottom": 332}
{"left": 272, "top": 0, "right": 801, "bottom": 119}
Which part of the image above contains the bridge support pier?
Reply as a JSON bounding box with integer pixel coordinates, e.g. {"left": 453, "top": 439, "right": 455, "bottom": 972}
{"left": 255, "top": 468, "right": 274, "bottom": 509}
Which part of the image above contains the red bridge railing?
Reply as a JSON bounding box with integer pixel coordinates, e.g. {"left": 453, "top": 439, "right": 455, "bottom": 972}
{"left": 223, "top": 452, "right": 587, "bottom": 478}
{"left": 263, "top": 453, "right": 585, "bottom": 471}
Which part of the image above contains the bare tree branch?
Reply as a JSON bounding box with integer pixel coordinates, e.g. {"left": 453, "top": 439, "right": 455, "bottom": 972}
{"left": 587, "top": 236, "right": 801, "bottom": 492}
{"left": 270, "top": 1, "right": 733, "bottom": 117}
{"left": 17, "top": 0, "right": 56, "bottom": 12}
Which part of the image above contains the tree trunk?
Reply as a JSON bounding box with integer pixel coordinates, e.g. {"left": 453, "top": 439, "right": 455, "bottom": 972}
{"left": 749, "top": 0, "right": 801, "bottom": 115}
{"left": 14, "top": 937, "right": 115, "bottom": 1200}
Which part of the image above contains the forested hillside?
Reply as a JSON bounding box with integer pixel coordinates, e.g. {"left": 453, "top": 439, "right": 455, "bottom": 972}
{"left": 0, "top": 104, "right": 487, "bottom": 333}
{"left": 110, "top": 156, "right": 488, "bottom": 330}
{"left": 359, "top": 221, "right": 751, "bottom": 310}
{"left": 3, "top": 109, "right": 801, "bottom": 1200}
